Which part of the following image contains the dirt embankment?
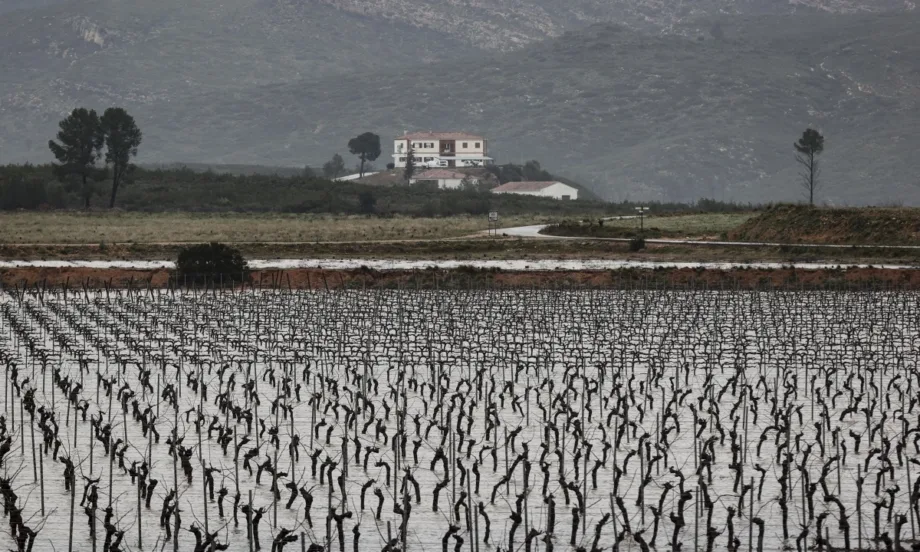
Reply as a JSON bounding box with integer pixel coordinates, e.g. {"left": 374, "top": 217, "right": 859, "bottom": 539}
{"left": 728, "top": 205, "right": 920, "bottom": 245}
{"left": 2, "top": 266, "right": 918, "bottom": 291}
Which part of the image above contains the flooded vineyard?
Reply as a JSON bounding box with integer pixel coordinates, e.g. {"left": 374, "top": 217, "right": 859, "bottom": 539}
{"left": 1, "top": 288, "right": 919, "bottom": 552}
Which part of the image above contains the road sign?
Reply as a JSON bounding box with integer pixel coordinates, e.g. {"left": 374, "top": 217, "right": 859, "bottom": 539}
{"left": 488, "top": 211, "right": 499, "bottom": 222}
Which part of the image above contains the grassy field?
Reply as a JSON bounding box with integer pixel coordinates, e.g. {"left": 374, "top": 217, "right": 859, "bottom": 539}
{"left": 543, "top": 212, "right": 756, "bottom": 239}
{"left": 605, "top": 213, "right": 755, "bottom": 235}
{"left": 0, "top": 212, "right": 551, "bottom": 244}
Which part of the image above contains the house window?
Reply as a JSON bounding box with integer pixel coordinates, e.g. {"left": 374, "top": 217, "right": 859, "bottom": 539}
{"left": 399, "top": 157, "right": 406, "bottom": 162}
{"left": 462, "top": 142, "right": 468, "bottom": 148}
{"left": 475, "top": 142, "right": 481, "bottom": 148}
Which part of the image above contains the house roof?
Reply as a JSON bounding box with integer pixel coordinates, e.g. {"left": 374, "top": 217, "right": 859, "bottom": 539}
{"left": 414, "top": 169, "right": 470, "bottom": 180}
{"left": 396, "top": 132, "right": 485, "bottom": 141}
{"left": 492, "top": 181, "right": 563, "bottom": 192}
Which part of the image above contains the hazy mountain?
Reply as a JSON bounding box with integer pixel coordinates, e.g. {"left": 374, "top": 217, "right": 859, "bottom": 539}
{"left": 316, "top": 0, "right": 913, "bottom": 48}
{"left": 0, "top": 0, "right": 469, "bottom": 158}
{"left": 1, "top": 0, "right": 917, "bottom": 203}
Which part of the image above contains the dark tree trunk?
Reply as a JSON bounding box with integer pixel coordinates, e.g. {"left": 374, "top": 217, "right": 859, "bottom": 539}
{"left": 808, "top": 152, "right": 815, "bottom": 206}
{"left": 109, "top": 167, "right": 121, "bottom": 209}
{"left": 82, "top": 174, "right": 91, "bottom": 209}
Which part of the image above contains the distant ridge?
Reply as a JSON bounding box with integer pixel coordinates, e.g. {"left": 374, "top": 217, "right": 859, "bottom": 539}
{"left": 0, "top": 1, "right": 917, "bottom": 203}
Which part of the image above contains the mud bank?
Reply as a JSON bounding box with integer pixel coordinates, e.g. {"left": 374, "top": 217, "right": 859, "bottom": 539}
{"left": 1, "top": 265, "right": 918, "bottom": 290}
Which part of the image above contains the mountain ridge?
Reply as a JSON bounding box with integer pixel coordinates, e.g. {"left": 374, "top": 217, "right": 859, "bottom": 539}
{"left": 1, "top": 2, "right": 917, "bottom": 203}
{"left": 113, "top": 15, "right": 920, "bottom": 203}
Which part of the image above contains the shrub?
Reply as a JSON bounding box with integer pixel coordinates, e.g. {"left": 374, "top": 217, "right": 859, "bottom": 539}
{"left": 175, "top": 242, "right": 248, "bottom": 286}
{"left": 0, "top": 175, "right": 48, "bottom": 210}
{"left": 358, "top": 191, "right": 377, "bottom": 214}
{"left": 628, "top": 237, "right": 646, "bottom": 252}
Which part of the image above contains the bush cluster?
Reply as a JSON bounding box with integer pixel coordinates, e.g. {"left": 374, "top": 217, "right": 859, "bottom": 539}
{"left": 175, "top": 242, "right": 249, "bottom": 285}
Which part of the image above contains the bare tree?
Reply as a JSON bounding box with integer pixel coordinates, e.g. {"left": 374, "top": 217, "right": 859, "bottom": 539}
{"left": 794, "top": 128, "right": 825, "bottom": 206}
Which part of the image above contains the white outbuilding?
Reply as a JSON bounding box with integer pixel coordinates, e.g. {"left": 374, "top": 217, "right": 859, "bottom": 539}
{"left": 490, "top": 181, "right": 579, "bottom": 200}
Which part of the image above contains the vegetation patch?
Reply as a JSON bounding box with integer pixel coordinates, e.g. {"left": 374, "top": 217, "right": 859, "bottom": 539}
{"left": 0, "top": 164, "right": 616, "bottom": 216}
{"left": 175, "top": 242, "right": 248, "bottom": 285}
{"left": 728, "top": 205, "right": 920, "bottom": 245}
{"left": 542, "top": 212, "right": 755, "bottom": 240}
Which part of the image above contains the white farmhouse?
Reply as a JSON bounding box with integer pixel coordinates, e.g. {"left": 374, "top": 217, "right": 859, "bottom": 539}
{"left": 409, "top": 169, "right": 478, "bottom": 189}
{"left": 491, "top": 181, "right": 579, "bottom": 200}
{"left": 393, "top": 132, "right": 492, "bottom": 169}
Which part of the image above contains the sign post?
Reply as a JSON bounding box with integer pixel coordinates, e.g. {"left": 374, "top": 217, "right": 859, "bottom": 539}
{"left": 635, "top": 206, "right": 649, "bottom": 233}
{"left": 488, "top": 211, "right": 499, "bottom": 237}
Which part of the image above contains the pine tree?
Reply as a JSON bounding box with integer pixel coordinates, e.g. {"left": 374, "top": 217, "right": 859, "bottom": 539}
{"left": 794, "top": 128, "right": 825, "bottom": 206}
{"left": 347, "top": 133, "right": 381, "bottom": 178}
{"left": 100, "top": 107, "right": 142, "bottom": 208}
{"left": 48, "top": 108, "right": 103, "bottom": 208}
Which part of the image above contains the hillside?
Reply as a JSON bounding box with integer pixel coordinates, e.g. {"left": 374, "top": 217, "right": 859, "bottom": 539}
{"left": 0, "top": 0, "right": 469, "bottom": 157}
{"left": 317, "top": 0, "right": 911, "bottom": 48}
{"left": 0, "top": 164, "right": 614, "bottom": 215}
{"left": 728, "top": 204, "right": 920, "bottom": 245}
{"left": 1, "top": 2, "right": 918, "bottom": 204}
{"left": 89, "top": 15, "right": 920, "bottom": 204}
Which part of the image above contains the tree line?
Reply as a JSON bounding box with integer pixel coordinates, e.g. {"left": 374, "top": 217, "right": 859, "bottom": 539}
{"left": 6, "top": 118, "right": 827, "bottom": 208}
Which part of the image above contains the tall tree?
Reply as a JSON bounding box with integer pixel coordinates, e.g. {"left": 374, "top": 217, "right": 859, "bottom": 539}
{"left": 100, "top": 107, "right": 142, "bottom": 208}
{"left": 48, "top": 108, "right": 103, "bottom": 208}
{"left": 322, "top": 154, "right": 346, "bottom": 179}
{"left": 794, "top": 128, "right": 825, "bottom": 206}
{"left": 403, "top": 143, "right": 416, "bottom": 182}
{"left": 347, "top": 132, "right": 381, "bottom": 178}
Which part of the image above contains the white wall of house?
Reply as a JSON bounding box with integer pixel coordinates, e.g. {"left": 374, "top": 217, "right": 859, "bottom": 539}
{"left": 411, "top": 141, "right": 439, "bottom": 153}
{"left": 455, "top": 139, "right": 486, "bottom": 155}
{"left": 393, "top": 135, "right": 490, "bottom": 168}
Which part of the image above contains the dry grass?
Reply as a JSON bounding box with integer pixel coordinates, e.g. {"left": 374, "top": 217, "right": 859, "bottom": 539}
{"left": 0, "top": 212, "right": 551, "bottom": 244}
{"left": 603, "top": 212, "right": 756, "bottom": 236}
{"left": 729, "top": 205, "right": 920, "bottom": 245}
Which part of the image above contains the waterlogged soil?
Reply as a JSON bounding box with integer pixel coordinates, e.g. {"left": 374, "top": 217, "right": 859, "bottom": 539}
{"left": 1, "top": 265, "right": 920, "bottom": 291}
{"left": 1, "top": 289, "right": 919, "bottom": 552}
{"left": 2, "top": 239, "right": 920, "bottom": 265}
